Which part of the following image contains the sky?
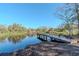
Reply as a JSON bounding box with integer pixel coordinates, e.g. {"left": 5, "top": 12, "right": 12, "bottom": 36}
{"left": 0, "top": 3, "right": 63, "bottom": 28}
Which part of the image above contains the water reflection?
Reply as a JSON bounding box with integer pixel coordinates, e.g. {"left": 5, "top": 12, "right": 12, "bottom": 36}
{"left": 0, "top": 36, "right": 7, "bottom": 42}
{"left": 8, "top": 35, "right": 27, "bottom": 43}
{"left": 0, "top": 35, "right": 27, "bottom": 43}
{"left": 0, "top": 35, "right": 41, "bottom": 53}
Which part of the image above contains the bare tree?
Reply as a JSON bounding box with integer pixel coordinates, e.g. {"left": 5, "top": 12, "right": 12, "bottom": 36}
{"left": 75, "top": 4, "right": 79, "bottom": 37}
{"left": 56, "top": 4, "right": 75, "bottom": 36}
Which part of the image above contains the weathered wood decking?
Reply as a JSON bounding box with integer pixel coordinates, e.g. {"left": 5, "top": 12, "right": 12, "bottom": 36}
{"left": 37, "top": 34, "right": 71, "bottom": 43}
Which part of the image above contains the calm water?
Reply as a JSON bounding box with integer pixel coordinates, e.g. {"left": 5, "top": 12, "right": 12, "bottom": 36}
{"left": 0, "top": 36, "right": 41, "bottom": 53}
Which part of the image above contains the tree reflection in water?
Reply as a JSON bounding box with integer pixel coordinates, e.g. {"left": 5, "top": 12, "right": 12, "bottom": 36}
{"left": 8, "top": 35, "right": 27, "bottom": 43}
{"left": 0, "top": 36, "right": 7, "bottom": 42}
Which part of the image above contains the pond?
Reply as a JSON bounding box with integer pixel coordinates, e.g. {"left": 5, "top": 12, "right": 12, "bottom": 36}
{"left": 0, "top": 35, "right": 42, "bottom": 54}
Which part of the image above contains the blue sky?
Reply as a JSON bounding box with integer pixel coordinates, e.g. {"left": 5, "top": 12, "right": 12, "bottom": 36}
{"left": 0, "top": 3, "right": 63, "bottom": 28}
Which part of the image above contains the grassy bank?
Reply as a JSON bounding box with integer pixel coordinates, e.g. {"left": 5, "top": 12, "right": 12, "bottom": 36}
{"left": 0, "top": 31, "right": 27, "bottom": 39}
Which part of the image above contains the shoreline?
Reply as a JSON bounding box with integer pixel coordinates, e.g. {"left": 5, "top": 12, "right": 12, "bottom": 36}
{"left": 1, "top": 42, "right": 79, "bottom": 56}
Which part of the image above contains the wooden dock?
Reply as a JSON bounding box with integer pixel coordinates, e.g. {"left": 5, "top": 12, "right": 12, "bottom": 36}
{"left": 37, "top": 34, "right": 71, "bottom": 43}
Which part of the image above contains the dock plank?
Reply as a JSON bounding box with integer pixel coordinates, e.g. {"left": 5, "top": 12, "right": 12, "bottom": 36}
{"left": 37, "top": 34, "right": 71, "bottom": 43}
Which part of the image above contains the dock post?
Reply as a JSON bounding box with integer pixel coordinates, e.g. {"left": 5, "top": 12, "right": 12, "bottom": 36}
{"left": 45, "top": 35, "right": 47, "bottom": 41}
{"left": 50, "top": 37, "right": 54, "bottom": 41}
{"left": 44, "top": 35, "right": 47, "bottom": 41}
{"left": 42, "top": 35, "right": 47, "bottom": 41}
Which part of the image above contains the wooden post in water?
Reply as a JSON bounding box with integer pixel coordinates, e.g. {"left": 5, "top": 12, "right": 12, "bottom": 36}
{"left": 44, "top": 35, "right": 46, "bottom": 40}
{"left": 40, "top": 34, "right": 41, "bottom": 39}
{"left": 50, "top": 37, "right": 54, "bottom": 41}
{"left": 43, "top": 35, "right": 45, "bottom": 41}
{"left": 42, "top": 35, "right": 47, "bottom": 41}
{"left": 50, "top": 37, "right": 52, "bottom": 41}
{"left": 45, "top": 35, "right": 47, "bottom": 41}
{"left": 41, "top": 35, "right": 43, "bottom": 39}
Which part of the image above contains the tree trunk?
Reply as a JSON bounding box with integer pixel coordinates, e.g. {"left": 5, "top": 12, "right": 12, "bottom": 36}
{"left": 68, "top": 27, "right": 72, "bottom": 37}
{"left": 78, "top": 20, "right": 79, "bottom": 37}
{"left": 75, "top": 4, "right": 79, "bottom": 38}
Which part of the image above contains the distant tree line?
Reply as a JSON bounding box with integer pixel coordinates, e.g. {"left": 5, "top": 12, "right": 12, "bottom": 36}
{"left": 0, "top": 23, "right": 78, "bottom": 37}
{"left": 0, "top": 24, "right": 55, "bottom": 37}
